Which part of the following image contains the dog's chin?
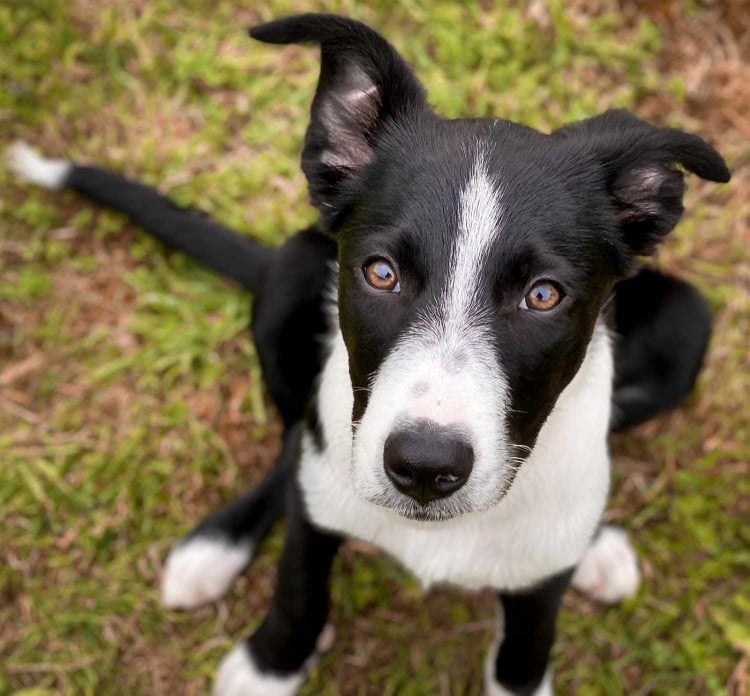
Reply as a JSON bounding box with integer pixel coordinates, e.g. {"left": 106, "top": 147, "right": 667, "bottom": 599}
{"left": 394, "top": 502, "right": 463, "bottom": 522}
{"left": 366, "top": 487, "right": 508, "bottom": 523}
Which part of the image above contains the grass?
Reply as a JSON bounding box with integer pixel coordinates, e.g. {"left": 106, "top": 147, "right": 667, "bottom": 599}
{"left": 1, "top": 1, "right": 748, "bottom": 694}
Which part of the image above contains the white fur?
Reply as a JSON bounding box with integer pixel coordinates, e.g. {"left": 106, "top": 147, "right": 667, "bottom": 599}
{"left": 572, "top": 525, "right": 640, "bottom": 603}
{"left": 299, "top": 320, "right": 613, "bottom": 591}
{"left": 485, "top": 668, "right": 553, "bottom": 696}
{"left": 350, "top": 152, "right": 512, "bottom": 517}
{"left": 161, "top": 537, "right": 253, "bottom": 609}
{"left": 444, "top": 150, "right": 503, "bottom": 325}
{"left": 6, "top": 142, "right": 72, "bottom": 190}
{"left": 213, "top": 644, "right": 304, "bottom": 696}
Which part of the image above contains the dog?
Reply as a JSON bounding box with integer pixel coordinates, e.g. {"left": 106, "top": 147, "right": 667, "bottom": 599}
{"left": 8, "top": 13, "right": 729, "bottom": 695}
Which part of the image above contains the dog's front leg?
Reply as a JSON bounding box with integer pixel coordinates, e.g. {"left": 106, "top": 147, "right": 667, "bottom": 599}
{"left": 485, "top": 569, "right": 573, "bottom": 696}
{"left": 161, "top": 430, "right": 298, "bottom": 610}
{"left": 213, "top": 488, "right": 340, "bottom": 696}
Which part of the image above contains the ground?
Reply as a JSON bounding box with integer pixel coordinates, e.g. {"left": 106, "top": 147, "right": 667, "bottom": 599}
{"left": 1, "top": 1, "right": 748, "bottom": 694}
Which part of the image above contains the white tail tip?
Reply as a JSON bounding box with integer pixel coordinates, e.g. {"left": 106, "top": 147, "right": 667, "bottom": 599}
{"left": 6, "top": 141, "right": 72, "bottom": 190}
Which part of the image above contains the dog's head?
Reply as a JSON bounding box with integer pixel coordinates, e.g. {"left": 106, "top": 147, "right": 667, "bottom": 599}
{"left": 251, "top": 14, "right": 729, "bottom": 521}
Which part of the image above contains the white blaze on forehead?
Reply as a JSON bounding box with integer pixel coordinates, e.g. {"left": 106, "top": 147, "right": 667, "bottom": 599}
{"left": 441, "top": 150, "right": 504, "bottom": 333}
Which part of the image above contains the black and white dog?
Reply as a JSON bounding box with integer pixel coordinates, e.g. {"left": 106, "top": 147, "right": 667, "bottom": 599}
{"left": 9, "top": 14, "right": 729, "bottom": 695}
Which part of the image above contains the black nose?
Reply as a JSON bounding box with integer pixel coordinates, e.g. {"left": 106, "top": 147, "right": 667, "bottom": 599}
{"left": 383, "top": 422, "right": 474, "bottom": 506}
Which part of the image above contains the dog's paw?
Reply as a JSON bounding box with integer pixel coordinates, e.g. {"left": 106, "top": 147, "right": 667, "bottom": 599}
{"left": 485, "top": 664, "right": 553, "bottom": 696}
{"left": 572, "top": 525, "right": 640, "bottom": 604}
{"left": 6, "top": 142, "right": 71, "bottom": 190}
{"left": 213, "top": 643, "right": 305, "bottom": 696}
{"left": 161, "top": 536, "right": 253, "bottom": 609}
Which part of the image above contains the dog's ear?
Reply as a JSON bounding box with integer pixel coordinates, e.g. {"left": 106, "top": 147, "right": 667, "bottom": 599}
{"left": 555, "top": 109, "right": 730, "bottom": 256}
{"left": 250, "top": 14, "right": 429, "bottom": 226}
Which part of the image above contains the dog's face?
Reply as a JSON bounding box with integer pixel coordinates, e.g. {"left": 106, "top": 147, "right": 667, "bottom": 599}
{"left": 253, "top": 15, "right": 729, "bottom": 521}
{"left": 337, "top": 121, "right": 622, "bottom": 520}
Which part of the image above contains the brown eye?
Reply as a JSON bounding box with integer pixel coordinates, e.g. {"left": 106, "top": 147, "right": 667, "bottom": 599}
{"left": 364, "top": 259, "right": 400, "bottom": 292}
{"left": 521, "top": 281, "right": 562, "bottom": 311}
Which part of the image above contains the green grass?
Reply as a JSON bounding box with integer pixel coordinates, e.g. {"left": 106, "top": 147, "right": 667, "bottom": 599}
{"left": 1, "top": 1, "right": 748, "bottom": 694}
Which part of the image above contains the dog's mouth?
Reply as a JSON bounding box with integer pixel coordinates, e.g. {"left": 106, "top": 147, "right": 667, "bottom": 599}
{"left": 369, "top": 493, "right": 469, "bottom": 522}
{"left": 367, "top": 479, "right": 515, "bottom": 522}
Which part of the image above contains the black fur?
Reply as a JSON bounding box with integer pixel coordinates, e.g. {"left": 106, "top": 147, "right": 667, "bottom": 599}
{"left": 250, "top": 228, "right": 336, "bottom": 427}
{"left": 611, "top": 267, "right": 713, "bottom": 431}
{"left": 553, "top": 109, "right": 729, "bottom": 262}
{"left": 66, "top": 165, "right": 272, "bottom": 292}
{"left": 246, "top": 426, "right": 341, "bottom": 675}
{"left": 250, "top": 14, "right": 429, "bottom": 227}
{"left": 493, "top": 569, "right": 574, "bottom": 694}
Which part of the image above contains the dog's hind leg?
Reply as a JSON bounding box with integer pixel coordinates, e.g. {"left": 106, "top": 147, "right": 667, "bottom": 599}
{"left": 161, "top": 429, "right": 299, "bottom": 609}
{"left": 485, "top": 569, "right": 572, "bottom": 696}
{"left": 610, "top": 268, "right": 712, "bottom": 431}
{"left": 250, "top": 228, "right": 337, "bottom": 428}
{"left": 213, "top": 472, "right": 340, "bottom": 696}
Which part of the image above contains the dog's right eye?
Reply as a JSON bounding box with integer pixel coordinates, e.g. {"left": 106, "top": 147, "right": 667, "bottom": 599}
{"left": 364, "top": 259, "right": 400, "bottom": 293}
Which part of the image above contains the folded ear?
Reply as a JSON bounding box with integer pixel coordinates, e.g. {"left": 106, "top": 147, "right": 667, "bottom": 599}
{"left": 555, "top": 109, "right": 730, "bottom": 256}
{"left": 250, "top": 14, "right": 430, "bottom": 227}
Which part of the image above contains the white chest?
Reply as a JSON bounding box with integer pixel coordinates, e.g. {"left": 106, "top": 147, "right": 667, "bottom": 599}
{"left": 298, "top": 326, "right": 613, "bottom": 591}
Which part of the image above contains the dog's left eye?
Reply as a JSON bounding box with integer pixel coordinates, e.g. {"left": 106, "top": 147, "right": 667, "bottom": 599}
{"left": 364, "top": 259, "right": 400, "bottom": 293}
{"left": 520, "top": 281, "right": 562, "bottom": 311}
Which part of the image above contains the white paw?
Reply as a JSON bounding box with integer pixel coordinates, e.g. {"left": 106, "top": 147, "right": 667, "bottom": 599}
{"left": 572, "top": 525, "right": 640, "bottom": 604}
{"left": 161, "top": 536, "right": 253, "bottom": 609}
{"left": 6, "top": 141, "right": 71, "bottom": 189}
{"left": 213, "top": 643, "right": 305, "bottom": 696}
{"left": 485, "top": 664, "right": 553, "bottom": 696}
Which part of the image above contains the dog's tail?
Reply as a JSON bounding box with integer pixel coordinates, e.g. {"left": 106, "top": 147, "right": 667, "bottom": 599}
{"left": 6, "top": 142, "right": 273, "bottom": 293}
